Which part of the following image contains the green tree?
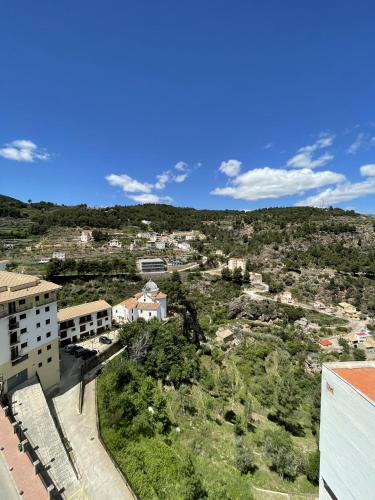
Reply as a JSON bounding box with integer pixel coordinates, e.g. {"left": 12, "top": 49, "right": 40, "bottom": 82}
{"left": 221, "top": 266, "right": 232, "bottom": 281}
{"left": 232, "top": 267, "right": 243, "bottom": 284}
{"left": 264, "top": 428, "right": 299, "bottom": 479}
{"left": 235, "top": 439, "right": 256, "bottom": 474}
{"left": 305, "top": 450, "right": 320, "bottom": 485}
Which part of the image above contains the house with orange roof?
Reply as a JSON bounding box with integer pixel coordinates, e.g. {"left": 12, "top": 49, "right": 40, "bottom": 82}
{"left": 112, "top": 280, "right": 167, "bottom": 324}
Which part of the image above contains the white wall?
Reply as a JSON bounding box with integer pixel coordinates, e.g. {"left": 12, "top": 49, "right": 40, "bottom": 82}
{"left": 0, "top": 301, "right": 59, "bottom": 365}
{"left": 320, "top": 365, "right": 375, "bottom": 499}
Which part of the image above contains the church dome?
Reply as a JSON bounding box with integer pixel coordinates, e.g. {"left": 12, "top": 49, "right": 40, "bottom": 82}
{"left": 142, "top": 280, "right": 159, "bottom": 295}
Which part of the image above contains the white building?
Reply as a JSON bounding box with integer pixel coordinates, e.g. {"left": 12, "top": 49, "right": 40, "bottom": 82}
{"left": 52, "top": 251, "right": 65, "bottom": 261}
{"left": 276, "top": 290, "right": 294, "bottom": 304}
{"left": 319, "top": 361, "right": 375, "bottom": 499}
{"left": 80, "top": 230, "right": 93, "bottom": 243}
{"left": 177, "top": 242, "right": 191, "bottom": 251}
{"left": 57, "top": 300, "right": 112, "bottom": 346}
{"left": 109, "top": 239, "right": 122, "bottom": 248}
{"left": 249, "top": 272, "right": 262, "bottom": 285}
{"left": 39, "top": 257, "right": 51, "bottom": 264}
{"left": 0, "top": 270, "right": 61, "bottom": 393}
{"left": 113, "top": 280, "right": 167, "bottom": 324}
{"left": 228, "top": 257, "right": 247, "bottom": 273}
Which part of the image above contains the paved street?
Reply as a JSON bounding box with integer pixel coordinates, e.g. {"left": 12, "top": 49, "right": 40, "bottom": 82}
{"left": 53, "top": 375, "right": 134, "bottom": 500}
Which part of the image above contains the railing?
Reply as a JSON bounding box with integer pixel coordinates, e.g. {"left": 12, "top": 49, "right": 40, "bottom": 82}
{"left": 11, "top": 353, "right": 28, "bottom": 367}
{"left": 8, "top": 321, "right": 19, "bottom": 330}
{"left": 0, "top": 297, "right": 56, "bottom": 319}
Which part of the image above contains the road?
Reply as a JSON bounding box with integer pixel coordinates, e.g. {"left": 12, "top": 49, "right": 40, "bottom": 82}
{"left": 52, "top": 348, "right": 134, "bottom": 500}
{"left": 0, "top": 453, "right": 19, "bottom": 500}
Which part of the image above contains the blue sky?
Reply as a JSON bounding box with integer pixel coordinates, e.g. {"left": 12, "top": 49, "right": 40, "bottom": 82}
{"left": 1, "top": 1, "right": 375, "bottom": 212}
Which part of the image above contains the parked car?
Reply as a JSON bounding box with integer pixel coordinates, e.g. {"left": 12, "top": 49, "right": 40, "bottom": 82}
{"left": 67, "top": 345, "right": 80, "bottom": 355}
{"left": 74, "top": 346, "right": 87, "bottom": 358}
{"left": 64, "top": 344, "right": 75, "bottom": 353}
{"left": 99, "top": 336, "right": 112, "bottom": 345}
{"left": 81, "top": 349, "right": 98, "bottom": 361}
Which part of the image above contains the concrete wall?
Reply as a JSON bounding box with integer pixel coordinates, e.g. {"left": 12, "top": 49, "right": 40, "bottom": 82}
{"left": 319, "top": 364, "right": 375, "bottom": 499}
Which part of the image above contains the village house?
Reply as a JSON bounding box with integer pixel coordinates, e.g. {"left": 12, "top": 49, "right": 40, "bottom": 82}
{"left": 52, "top": 251, "right": 65, "bottom": 261}
{"left": 320, "top": 339, "right": 333, "bottom": 349}
{"left": 228, "top": 257, "right": 247, "bottom": 273}
{"left": 112, "top": 280, "right": 167, "bottom": 324}
{"left": 249, "top": 272, "right": 262, "bottom": 285}
{"left": 137, "top": 258, "right": 166, "bottom": 273}
{"left": 276, "top": 290, "right": 294, "bottom": 305}
{"left": 108, "top": 238, "right": 122, "bottom": 248}
{"left": 215, "top": 328, "right": 235, "bottom": 344}
{"left": 80, "top": 229, "right": 93, "bottom": 243}
{"left": 338, "top": 302, "right": 360, "bottom": 320}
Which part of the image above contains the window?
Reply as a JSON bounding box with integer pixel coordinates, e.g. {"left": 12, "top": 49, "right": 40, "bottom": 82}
{"left": 45, "top": 306, "right": 50, "bottom": 312}
{"left": 21, "top": 342, "right": 28, "bottom": 349}
{"left": 38, "top": 349, "right": 42, "bottom": 355}
{"left": 36, "top": 309, "right": 40, "bottom": 315}
{"left": 47, "top": 357, "right": 52, "bottom": 363}
{"left": 46, "top": 319, "right": 50, "bottom": 325}
{"left": 44, "top": 293, "right": 50, "bottom": 299}
{"left": 19, "top": 299, "right": 26, "bottom": 306}
{"left": 60, "top": 331, "right": 67, "bottom": 339}
{"left": 149, "top": 312, "right": 152, "bottom": 317}
{"left": 36, "top": 322, "right": 41, "bottom": 328}
{"left": 20, "top": 328, "right": 27, "bottom": 334}
{"left": 38, "top": 362, "right": 42, "bottom": 368}
{"left": 46, "top": 332, "right": 51, "bottom": 338}
{"left": 35, "top": 296, "right": 40, "bottom": 301}
{"left": 47, "top": 344, "right": 51, "bottom": 350}
{"left": 80, "top": 325, "right": 85, "bottom": 333}
{"left": 20, "top": 314, "right": 26, "bottom": 320}
{"left": 37, "top": 336, "right": 41, "bottom": 342}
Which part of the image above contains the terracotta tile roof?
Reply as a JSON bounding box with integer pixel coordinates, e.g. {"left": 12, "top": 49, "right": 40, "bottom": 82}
{"left": 137, "top": 302, "right": 160, "bottom": 310}
{"left": 133, "top": 291, "right": 167, "bottom": 299}
{"left": 333, "top": 367, "right": 375, "bottom": 403}
{"left": 320, "top": 339, "right": 333, "bottom": 346}
{"left": 134, "top": 292, "right": 143, "bottom": 298}
{"left": 121, "top": 298, "right": 138, "bottom": 309}
{"left": 58, "top": 300, "right": 111, "bottom": 322}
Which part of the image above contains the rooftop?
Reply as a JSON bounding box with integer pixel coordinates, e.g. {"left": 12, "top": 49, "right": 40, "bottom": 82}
{"left": 0, "top": 270, "right": 61, "bottom": 303}
{"left": 320, "top": 339, "right": 333, "bottom": 346}
{"left": 327, "top": 361, "right": 375, "bottom": 404}
{"left": 58, "top": 300, "right": 111, "bottom": 322}
{"left": 137, "top": 258, "right": 164, "bottom": 264}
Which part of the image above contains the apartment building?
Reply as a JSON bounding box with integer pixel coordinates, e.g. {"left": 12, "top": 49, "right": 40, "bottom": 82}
{"left": 57, "top": 300, "right": 112, "bottom": 346}
{"left": 0, "top": 270, "right": 61, "bottom": 394}
{"left": 136, "top": 258, "right": 166, "bottom": 273}
{"left": 319, "top": 361, "right": 375, "bottom": 499}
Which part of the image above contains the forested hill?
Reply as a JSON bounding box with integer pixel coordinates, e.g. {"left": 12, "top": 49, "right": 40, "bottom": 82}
{"left": 0, "top": 193, "right": 362, "bottom": 232}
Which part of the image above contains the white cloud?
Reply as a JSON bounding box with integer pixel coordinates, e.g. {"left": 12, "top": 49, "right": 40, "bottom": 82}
{"left": 0, "top": 139, "right": 50, "bottom": 162}
{"left": 296, "top": 178, "right": 375, "bottom": 207}
{"left": 128, "top": 193, "right": 173, "bottom": 204}
{"left": 211, "top": 167, "right": 344, "bottom": 201}
{"left": 219, "top": 159, "right": 242, "bottom": 177}
{"left": 175, "top": 161, "right": 188, "bottom": 171}
{"left": 106, "top": 161, "right": 190, "bottom": 204}
{"left": 287, "top": 134, "right": 334, "bottom": 169}
{"left": 347, "top": 132, "right": 365, "bottom": 154}
{"left": 360, "top": 164, "right": 375, "bottom": 177}
{"left": 105, "top": 174, "right": 153, "bottom": 193}
{"left": 155, "top": 172, "right": 170, "bottom": 190}
{"left": 264, "top": 143, "right": 273, "bottom": 150}
{"left": 174, "top": 173, "right": 188, "bottom": 183}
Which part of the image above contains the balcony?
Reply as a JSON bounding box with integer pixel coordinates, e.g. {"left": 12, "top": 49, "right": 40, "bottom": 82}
{"left": 11, "top": 353, "right": 28, "bottom": 367}
{"left": 9, "top": 334, "right": 20, "bottom": 346}
{"left": 8, "top": 320, "right": 19, "bottom": 331}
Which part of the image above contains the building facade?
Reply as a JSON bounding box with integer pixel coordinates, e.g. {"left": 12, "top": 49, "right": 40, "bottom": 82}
{"left": 113, "top": 280, "right": 167, "bottom": 324}
{"left": 57, "top": 300, "right": 112, "bottom": 346}
{"left": 228, "top": 257, "right": 247, "bottom": 273}
{"left": 319, "top": 361, "right": 375, "bottom": 499}
{"left": 0, "top": 271, "right": 61, "bottom": 394}
{"left": 80, "top": 230, "right": 93, "bottom": 243}
{"left": 136, "top": 258, "right": 166, "bottom": 273}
